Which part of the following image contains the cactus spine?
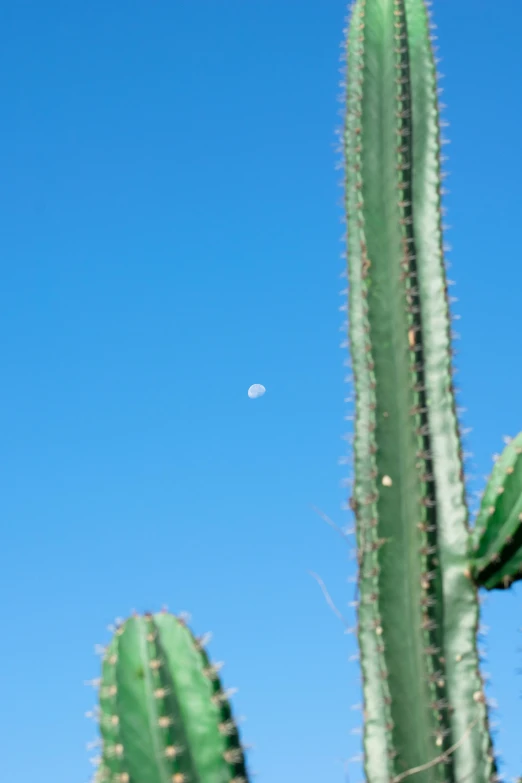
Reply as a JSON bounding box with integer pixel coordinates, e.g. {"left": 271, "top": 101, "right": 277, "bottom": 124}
{"left": 96, "top": 612, "right": 249, "bottom": 783}
{"left": 344, "top": 1, "right": 495, "bottom": 781}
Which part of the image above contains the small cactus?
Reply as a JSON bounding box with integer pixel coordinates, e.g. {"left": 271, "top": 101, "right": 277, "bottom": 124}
{"left": 95, "top": 611, "right": 249, "bottom": 783}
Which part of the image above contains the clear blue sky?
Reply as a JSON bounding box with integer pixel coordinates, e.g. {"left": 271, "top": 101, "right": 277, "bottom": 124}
{"left": 0, "top": 1, "right": 521, "bottom": 782}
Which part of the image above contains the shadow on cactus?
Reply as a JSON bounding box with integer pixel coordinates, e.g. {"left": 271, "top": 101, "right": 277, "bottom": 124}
{"left": 93, "top": 611, "right": 249, "bottom": 783}
{"left": 343, "top": 1, "right": 522, "bottom": 782}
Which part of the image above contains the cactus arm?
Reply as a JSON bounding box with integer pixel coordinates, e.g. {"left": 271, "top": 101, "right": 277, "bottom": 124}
{"left": 403, "top": 1, "right": 494, "bottom": 779}
{"left": 470, "top": 432, "right": 522, "bottom": 589}
{"left": 98, "top": 613, "right": 248, "bottom": 783}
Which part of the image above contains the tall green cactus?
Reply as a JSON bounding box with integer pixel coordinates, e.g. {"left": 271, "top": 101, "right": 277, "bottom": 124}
{"left": 343, "top": 1, "right": 522, "bottom": 782}
{"left": 94, "top": 611, "right": 249, "bottom": 783}
{"left": 82, "top": 5, "right": 522, "bottom": 783}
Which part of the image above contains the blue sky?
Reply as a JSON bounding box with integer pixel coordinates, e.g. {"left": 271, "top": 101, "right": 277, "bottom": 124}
{"left": 0, "top": 1, "right": 521, "bottom": 782}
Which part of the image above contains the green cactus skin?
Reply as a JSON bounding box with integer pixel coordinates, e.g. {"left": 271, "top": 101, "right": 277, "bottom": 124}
{"left": 344, "top": 1, "right": 496, "bottom": 781}
{"left": 96, "top": 612, "right": 249, "bottom": 783}
{"left": 470, "top": 432, "right": 522, "bottom": 590}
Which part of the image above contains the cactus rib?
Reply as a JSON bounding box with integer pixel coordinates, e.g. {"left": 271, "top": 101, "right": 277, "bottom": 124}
{"left": 345, "top": 0, "right": 395, "bottom": 777}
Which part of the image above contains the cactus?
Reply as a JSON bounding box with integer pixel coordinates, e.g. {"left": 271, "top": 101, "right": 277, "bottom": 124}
{"left": 95, "top": 611, "right": 249, "bottom": 783}
{"left": 343, "top": 1, "right": 522, "bottom": 782}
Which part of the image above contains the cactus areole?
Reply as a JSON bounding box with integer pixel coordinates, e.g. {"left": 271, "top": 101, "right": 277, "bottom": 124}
{"left": 344, "top": 1, "right": 522, "bottom": 782}
{"left": 96, "top": 612, "right": 249, "bottom": 783}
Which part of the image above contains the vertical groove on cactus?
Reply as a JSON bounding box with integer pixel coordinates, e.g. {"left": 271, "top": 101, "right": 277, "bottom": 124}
{"left": 344, "top": 1, "right": 495, "bottom": 781}
{"left": 97, "top": 612, "right": 249, "bottom": 783}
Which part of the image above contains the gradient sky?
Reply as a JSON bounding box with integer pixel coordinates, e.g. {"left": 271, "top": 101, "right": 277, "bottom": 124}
{"left": 1, "top": 1, "right": 521, "bottom": 782}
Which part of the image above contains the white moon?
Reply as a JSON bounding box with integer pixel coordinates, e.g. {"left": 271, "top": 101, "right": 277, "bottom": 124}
{"left": 248, "top": 384, "right": 266, "bottom": 399}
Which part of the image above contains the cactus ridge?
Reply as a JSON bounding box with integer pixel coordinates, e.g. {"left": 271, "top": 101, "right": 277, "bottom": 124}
{"left": 345, "top": 1, "right": 395, "bottom": 778}
{"left": 96, "top": 612, "right": 249, "bottom": 783}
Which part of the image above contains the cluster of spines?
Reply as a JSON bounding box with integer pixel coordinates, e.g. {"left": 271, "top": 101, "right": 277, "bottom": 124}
{"left": 337, "top": 12, "right": 365, "bottom": 777}
{"left": 405, "top": 1, "right": 496, "bottom": 777}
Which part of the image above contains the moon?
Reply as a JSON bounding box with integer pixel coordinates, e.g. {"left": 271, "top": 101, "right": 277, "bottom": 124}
{"left": 248, "top": 384, "right": 266, "bottom": 399}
